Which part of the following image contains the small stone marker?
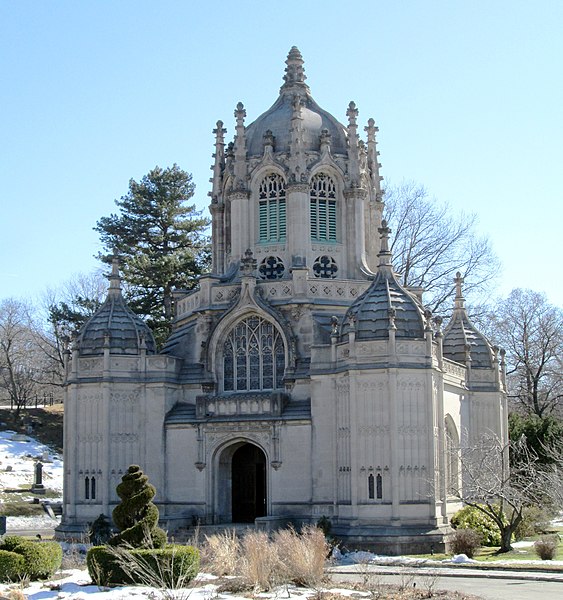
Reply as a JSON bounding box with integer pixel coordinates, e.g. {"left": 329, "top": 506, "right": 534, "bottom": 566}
{"left": 42, "top": 449, "right": 51, "bottom": 462}
{"left": 31, "top": 461, "right": 45, "bottom": 494}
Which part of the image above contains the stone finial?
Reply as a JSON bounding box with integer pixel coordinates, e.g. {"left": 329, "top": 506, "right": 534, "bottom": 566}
{"left": 433, "top": 315, "right": 443, "bottom": 336}
{"left": 234, "top": 102, "right": 246, "bottom": 125}
{"left": 331, "top": 315, "right": 339, "bottom": 335}
{"left": 346, "top": 101, "right": 359, "bottom": 127}
{"left": 281, "top": 46, "right": 308, "bottom": 92}
{"left": 210, "top": 120, "right": 227, "bottom": 199}
{"left": 107, "top": 255, "right": 122, "bottom": 298}
{"left": 240, "top": 248, "right": 257, "bottom": 276}
{"left": 454, "top": 271, "right": 466, "bottom": 311}
{"left": 377, "top": 220, "right": 393, "bottom": 270}
{"left": 263, "top": 129, "right": 275, "bottom": 151}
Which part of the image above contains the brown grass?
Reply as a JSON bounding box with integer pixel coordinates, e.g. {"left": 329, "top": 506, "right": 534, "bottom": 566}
{"left": 200, "top": 529, "right": 240, "bottom": 576}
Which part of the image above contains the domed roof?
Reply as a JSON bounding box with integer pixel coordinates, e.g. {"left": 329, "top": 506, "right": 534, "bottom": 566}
{"left": 442, "top": 273, "right": 493, "bottom": 368}
{"left": 341, "top": 222, "right": 426, "bottom": 340}
{"left": 76, "top": 260, "right": 156, "bottom": 356}
{"left": 245, "top": 47, "right": 348, "bottom": 157}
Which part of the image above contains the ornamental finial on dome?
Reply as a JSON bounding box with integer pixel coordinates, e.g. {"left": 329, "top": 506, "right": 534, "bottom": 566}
{"left": 454, "top": 271, "right": 466, "bottom": 311}
{"left": 377, "top": 220, "right": 393, "bottom": 270}
{"left": 108, "top": 255, "right": 122, "bottom": 298}
{"left": 281, "top": 46, "right": 309, "bottom": 94}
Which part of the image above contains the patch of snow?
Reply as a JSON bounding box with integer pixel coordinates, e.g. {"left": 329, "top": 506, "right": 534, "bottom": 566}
{"left": 0, "top": 429, "right": 63, "bottom": 508}
{"left": 448, "top": 554, "right": 477, "bottom": 564}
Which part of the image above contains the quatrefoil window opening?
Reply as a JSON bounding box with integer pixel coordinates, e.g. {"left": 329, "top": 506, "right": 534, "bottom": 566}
{"left": 313, "top": 255, "right": 338, "bottom": 279}
{"left": 259, "top": 256, "right": 285, "bottom": 280}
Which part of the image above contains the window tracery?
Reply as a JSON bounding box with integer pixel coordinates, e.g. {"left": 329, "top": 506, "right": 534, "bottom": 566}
{"left": 223, "top": 316, "right": 285, "bottom": 392}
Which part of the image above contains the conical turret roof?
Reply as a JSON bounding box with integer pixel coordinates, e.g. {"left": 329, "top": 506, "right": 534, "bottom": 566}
{"left": 442, "top": 273, "right": 493, "bottom": 368}
{"left": 341, "top": 222, "right": 426, "bottom": 340}
{"left": 75, "top": 259, "right": 157, "bottom": 356}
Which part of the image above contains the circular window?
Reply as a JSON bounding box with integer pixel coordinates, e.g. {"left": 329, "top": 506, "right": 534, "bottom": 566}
{"left": 259, "top": 256, "right": 285, "bottom": 280}
{"left": 313, "top": 255, "right": 338, "bottom": 278}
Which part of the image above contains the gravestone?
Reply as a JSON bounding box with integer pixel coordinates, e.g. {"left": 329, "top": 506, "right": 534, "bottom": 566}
{"left": 31, "top": 461, "right": 45, "bottom": 494}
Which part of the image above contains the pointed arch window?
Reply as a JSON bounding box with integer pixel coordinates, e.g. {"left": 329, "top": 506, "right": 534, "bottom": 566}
{"left": 259, "top": 174, "right": 286, "bottom": 242}
{"left": 223, "top": 316, "right": 285, "bottom": 392}
{"left": 310, "top": 173, "right": 337, "bottom": 242}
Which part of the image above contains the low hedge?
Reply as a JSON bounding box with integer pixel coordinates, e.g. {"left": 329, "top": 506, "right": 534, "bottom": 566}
{"left": 0, "top": 536, "right": 62, "bottom": 579}
{"left": 0, "top": 549, "right": 25, "bottom": 582}
{"left": 87, "top": 544, "right": 200, "bottom": 587}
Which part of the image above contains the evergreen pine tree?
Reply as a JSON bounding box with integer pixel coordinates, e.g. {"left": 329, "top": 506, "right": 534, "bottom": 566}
{"left": 95, "top": 164, "right": 210, "bottom": 346}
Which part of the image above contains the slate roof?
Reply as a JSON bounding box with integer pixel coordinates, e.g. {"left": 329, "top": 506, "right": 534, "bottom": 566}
{"left": 76, "top": 260, "right": 156, "bottom": 356}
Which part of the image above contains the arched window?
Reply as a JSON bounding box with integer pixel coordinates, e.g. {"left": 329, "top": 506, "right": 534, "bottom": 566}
{"left": 85, "top": 477, "right": 90, "bottom": 500}
{"left": 91, "top": 476, "right": 97, "bottom": 500}
{"left": 310, "top": 173, "right": 337, "bottom": 242}
{"left": 259, "top": 174, "right": 286, "bottom": 242}
{"left": 223, "top": 316, "right": 285, "bottom": 392}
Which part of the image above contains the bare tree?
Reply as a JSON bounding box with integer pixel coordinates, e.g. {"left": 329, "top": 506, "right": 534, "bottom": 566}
{"left": 383, "top": 182, "right": 500, "bottom": 316}
{"left": 489, "top": 289, "right": 563, "bottom": 417}
{"left": 36, "top": 269, "right": 108, "bottom": 377}
{"left": 0, "top": 299, "right": 44, "bottom": 415}
{"left": 451, "top": 434, "right": 563, "bottom": 552}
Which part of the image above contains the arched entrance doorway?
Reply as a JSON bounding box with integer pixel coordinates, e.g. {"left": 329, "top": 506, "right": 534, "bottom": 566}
{"left": 231, "top": 443, "right": 267, "bottom": 523}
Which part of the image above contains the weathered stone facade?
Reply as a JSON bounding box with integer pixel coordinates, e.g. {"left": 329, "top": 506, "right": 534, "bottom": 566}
{"left": 57, "top": 48, "right": 507, "bottom": 552}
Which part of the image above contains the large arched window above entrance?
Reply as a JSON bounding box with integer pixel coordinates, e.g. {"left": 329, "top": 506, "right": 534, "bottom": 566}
{"left": 223, "top": 315, "right": 285, "bottom": 392}
{"left": 310, "top": 173, "right": 337, "bottom": 242}
{"left": 258, "top": 173, "right": 286, "bottom": 243}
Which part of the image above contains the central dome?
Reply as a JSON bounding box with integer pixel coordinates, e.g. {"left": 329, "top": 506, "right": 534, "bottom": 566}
{"left": 245, "top": 47, "right": 348, "bottom": 156}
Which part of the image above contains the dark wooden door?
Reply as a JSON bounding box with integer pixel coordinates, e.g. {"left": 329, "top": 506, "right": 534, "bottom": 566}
{"left": 231, "top": 444, "right": 266, "bottom": 522}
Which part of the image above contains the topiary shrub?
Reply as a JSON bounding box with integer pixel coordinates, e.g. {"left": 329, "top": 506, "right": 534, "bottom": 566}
{"left": 87, "top": 544, "right": 200, "bottom": 587}
{"left": 451, "top": 505, "right": 501, "bottom": 547}
{"left": 450, "top": 528, "right": 481, "bottom": 558}
{"left": 0, "top": 536, "right": 62, "bottom": 579}
{"left": 108, "top": 465, "right": 167, "bottom": 549}
{"left": 0, "top": 549, "right": 25, "bottom": 582}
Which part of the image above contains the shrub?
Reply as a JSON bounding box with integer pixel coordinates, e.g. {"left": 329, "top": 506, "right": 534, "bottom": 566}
{"left": 0, "top": 536, "right": 62, "bottom": 579}
{"left": 450, "top": 528, "right": 481, "bottom": 558}
{"left": 200, "top": 529, "right": 240, "bottom": 576}
{"left": 274, "top": 526, "right": 329, "bottom": 587}
{"left": 0, "top": 549, "right": 25, "bottom": 582}
{"left": 451, "top": 505, "right": 501, "bottom": 547}
{"left": 109, "top": 465, "right": 167, "bottom": 549}
{"left": 87, "top": 544, "right": 199, "bottom": 587}
{"left": 534, "top": 535, "right": 559, "bottom": 560}
{"left": 514, "top": 506, "right": 551, "bottom": 539}
{"left": 239, "top": 531, "right": 281, "bottom": 591}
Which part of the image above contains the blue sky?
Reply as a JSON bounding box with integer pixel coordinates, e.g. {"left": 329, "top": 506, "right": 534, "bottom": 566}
{"left": 1, "top": 0, "right": 561, "bottom": 307}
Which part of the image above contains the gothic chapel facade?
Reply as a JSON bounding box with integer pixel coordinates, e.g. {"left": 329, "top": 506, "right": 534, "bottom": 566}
{"left": 58, "top": 48, "right": 507, "bottom": 552}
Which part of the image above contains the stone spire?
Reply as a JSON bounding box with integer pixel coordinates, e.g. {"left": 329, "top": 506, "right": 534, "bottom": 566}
{"left": 365, "top": 118, "right": 383, "bottom": 199}
{"left": 346, "top": 101, "right": 360, "bottom": 186}
{"left": 210, "top": 120, "right": 226, "bottom": 202}
{"left": 233, "top": 102, "right": 247, "bottom": 190}
{"left": 280, "top": 46, "right": 310, "bottom": 96}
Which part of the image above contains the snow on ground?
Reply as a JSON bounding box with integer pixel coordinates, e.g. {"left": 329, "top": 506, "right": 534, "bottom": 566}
{"left": 0, "top": 429, "right": 63, "bottom": 530}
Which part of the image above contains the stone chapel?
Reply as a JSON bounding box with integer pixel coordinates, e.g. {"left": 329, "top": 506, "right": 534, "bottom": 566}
{"left": 57, "top": 48, "right": 508, "bottom": 552}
